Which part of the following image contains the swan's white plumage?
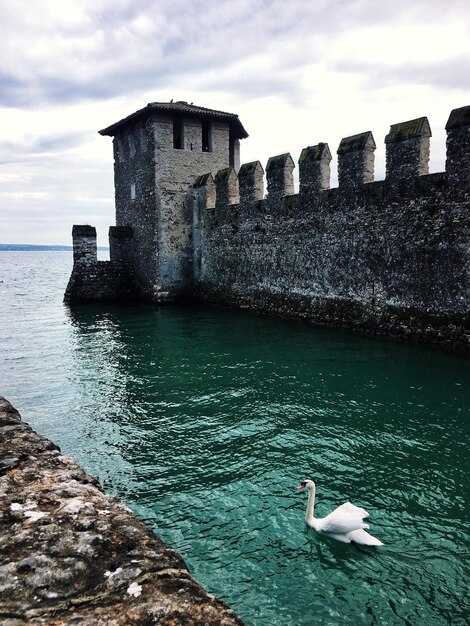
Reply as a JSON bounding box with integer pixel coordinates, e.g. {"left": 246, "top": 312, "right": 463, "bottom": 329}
{"left": 297, "top": 480, "right": 383, "bottom": 546}
{"left": 347, "top": 528, "right": 384, "bottom": 546}
{"left": 318, "top": 503, "right": 369, "bottom": 534}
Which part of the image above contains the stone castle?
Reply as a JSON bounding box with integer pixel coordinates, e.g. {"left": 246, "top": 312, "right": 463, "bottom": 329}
{"left": 65, "top": 101, "right": 470, "bottom": 348}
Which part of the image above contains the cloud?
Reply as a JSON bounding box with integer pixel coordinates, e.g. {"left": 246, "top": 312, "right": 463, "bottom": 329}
{"left": 5, "top": 0, "right": 451, "bottom": 108}
{"left": 335, "top": 56, "right": 470, "bottom": 94}
{"left": 1, "top": 0, "right": 467, "bottom": 111}
{"left": 0, "top": 150, "right": 115, "bottom": 245}
{"left": 0, "top": 132, "right": 90, "bottom": 163}
{"left": 0, "top": 0, "right": 469, "bottom": 243}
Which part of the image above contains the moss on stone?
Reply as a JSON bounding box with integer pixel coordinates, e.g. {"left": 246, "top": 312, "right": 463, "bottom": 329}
{"left": 266, "top": 154, "right": 293, "bottom": 171}
{"left": 385, "top": 117, "right": 431, "bottom": 143}
{"left": 193, "top": 286, "right": 469, "bottom": 349}
{"left": 337, "top": 132, "right": 375, "bottom": 155}
{"left": 215, "top": 168, "right": 234, "bottom": 181}
{"left": 239, "top": 161, "right": 263, "bottom": 176}
{"left": 299, "top": 143, "right": 327, "bottom": 163}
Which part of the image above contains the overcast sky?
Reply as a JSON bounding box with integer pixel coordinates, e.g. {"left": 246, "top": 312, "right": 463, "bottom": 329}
{"left": 1, "top": 0, "right": 469, "bottom": 245}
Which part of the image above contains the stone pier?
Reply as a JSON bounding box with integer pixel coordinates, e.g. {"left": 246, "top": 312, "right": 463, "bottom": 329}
{"left": 0, "top": 396, "right": 243, "bottom": 625}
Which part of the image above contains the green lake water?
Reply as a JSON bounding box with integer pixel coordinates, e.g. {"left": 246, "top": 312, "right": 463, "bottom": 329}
{"left": 1, "top": 251, "right": 469, "bottom": 625}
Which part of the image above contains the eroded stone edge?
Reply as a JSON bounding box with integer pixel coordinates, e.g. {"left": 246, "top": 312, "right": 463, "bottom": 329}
{"left": 0, "top": 396, "right": 244, "bottom": 625}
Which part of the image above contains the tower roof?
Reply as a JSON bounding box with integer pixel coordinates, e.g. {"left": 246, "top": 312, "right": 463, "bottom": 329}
{"left": 98, "top": 101, "right": 248, "bottom": 139}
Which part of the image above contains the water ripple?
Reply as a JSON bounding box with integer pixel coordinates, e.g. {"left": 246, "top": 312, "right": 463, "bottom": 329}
{"left": 1, "top": 252, "right": 469, "bottom": 625}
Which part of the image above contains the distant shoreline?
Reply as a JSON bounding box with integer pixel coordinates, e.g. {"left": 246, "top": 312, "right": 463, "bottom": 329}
{"left": 0, "top": 244, "right": 109, "bottom": 251}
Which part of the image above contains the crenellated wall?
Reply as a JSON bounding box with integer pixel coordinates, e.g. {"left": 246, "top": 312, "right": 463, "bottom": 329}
{"left": 64, "top": 226, "right": 136, "bottom": 304}
{"left": 65, "top": 104, "right": 469, "bottom": 347}
{"left": 192, "top": 105, "right": 470, "bottom": 348}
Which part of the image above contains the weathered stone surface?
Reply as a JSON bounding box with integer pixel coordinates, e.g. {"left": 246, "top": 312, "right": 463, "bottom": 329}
{"left": 64, "top": 227, "right": 136, "bottom": 304}
{"left": 71, "top": 226, "right": 97, "bottom": 268}
{"left": 64, "top": 102, "right": 470, "bottom": 349}
{"left": 385, "top": 117, "right": 431, "bottom": 188}
{"left": 266, "top": 153, "right": 295, "bottom": 201}
{"left": 298, "top": 143, "right": 331, "bottom": 194}
{"left": 109, "top": 104, "right": 246, "bottom": 301}
{"left": 194, "top": 163, "right": 469, "bottom": 349}
{"left": 0, "top": 397, "right": 243, "bottom": 625}
{"left": 64, "top": 260, "right": 136, "bottom": 304}
{"left": 337, "top": 131, "right": 376, "bottom": 189}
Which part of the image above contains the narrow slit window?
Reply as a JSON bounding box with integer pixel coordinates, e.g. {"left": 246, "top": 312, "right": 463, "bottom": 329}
{"left": 229, "top": 137, "right": 235, "bottom": 167}
{"left": 202, "top": 120, "right": 212, "bottom": 152}
{"left": 130, "top": 182, "right": 136, "bottom": 200}
{"left": 117, "top": 137, "right": 125, "bottom": 162}
{"left": 173, "top": 116, "right": 184, "bottom": 149}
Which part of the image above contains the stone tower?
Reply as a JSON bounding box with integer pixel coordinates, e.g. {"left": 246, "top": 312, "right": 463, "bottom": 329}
{"left": 98, "top": 101, "right": 248, "bottom": 301}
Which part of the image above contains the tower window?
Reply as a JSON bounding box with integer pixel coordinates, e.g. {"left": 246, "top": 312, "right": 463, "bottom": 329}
{"left": 173, "top": 116, "right": 184, "bottom": 149}
{"left": 130, "top": 182, "right": 136, "bottom": 200}
{"left": 117, "top": 137, "right": 125, "bottom": 162}
{"left": 202, "top": 120, "right": 212, "bottom": 152}
{"left": 129, "top": 134, "right": 136, "bottom": 158}
{"left": 229, "top": 137, "right": 235, "bottom": 167}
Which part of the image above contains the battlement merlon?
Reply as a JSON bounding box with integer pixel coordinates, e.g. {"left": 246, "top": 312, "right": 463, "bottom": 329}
{"left": 66, "top": 101, "right": 470, "bottom": 347}
{"left": 239, "top": 161, "right": 265, "bottom": 204}
{"left": 192, "top": 174, "right": 217, "bottom": 283}
{"left": 266, "top": 153, "right": 295, "bottom": 204}
{"left": 193, "top": 173, "right": 216, "bottom": 210}
{"left": 299, "top": 143, "right": 332, "bottom": 194}
{"left": 385, "top": 117, "right": 431, "bottom": 188}
{"left": 109, "top": 226, "right": 134, "bottom": 267}
{"left": 215, "top": 168, "right": 239, "bottom": 218}
{"left": 72, "top": 225, "right": 97, "bottom": 266}
{"left": 445, "top": 104, "right": 470, "bottom": 189}
{"left": 337, "top": 131, "right": 376, "bottom": 190}
{"left": 193, "top": 104, "right": 470, "bottom": 224}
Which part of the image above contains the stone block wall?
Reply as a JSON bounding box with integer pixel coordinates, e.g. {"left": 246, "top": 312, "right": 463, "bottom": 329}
{"left": 66, "top": 104, "right": 469, "bottom": 348}
{"left": 152, "top": 114, "right": 238, "bottom": 299}
{"left": 446, "top": 106, "right": 470, "bottom": 190}
{"left": 193, "top": 106, "right": 470, "bottom": 348}
{"left": 64, "top": 227, "right": 136, "bottom": 304}
{"left": 71, "top": 225, "right": 97, "bottom": 266}
{"left": 111, "top": 113, "right": 240, "bottom": 301}
{"left": 113, "top": 123, "right": 158, "bottom": 299}
{"left": 385, "top": 117, "right": 431, "bottom": 195}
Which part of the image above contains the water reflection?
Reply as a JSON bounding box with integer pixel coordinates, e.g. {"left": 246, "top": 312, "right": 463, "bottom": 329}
{"left": 2, "top": 252, "right": 468, "bottom": 625}
{"left": 65, "top": 302, "right": 468, "bottom": 624}
{"left": 62, "top": 303, "right": 470, "bottom": 624}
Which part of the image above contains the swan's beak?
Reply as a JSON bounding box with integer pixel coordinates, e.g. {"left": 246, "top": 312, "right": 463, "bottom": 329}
{"left": 296, "top": 484, "right": 305, "bottom": 489}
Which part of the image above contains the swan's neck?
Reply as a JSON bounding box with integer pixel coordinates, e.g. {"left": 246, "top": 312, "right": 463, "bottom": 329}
{"left": 306, "top": 485, "right": 315, "bottom": 524}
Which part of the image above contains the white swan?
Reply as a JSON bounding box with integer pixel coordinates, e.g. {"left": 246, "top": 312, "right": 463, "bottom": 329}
{"left": 296, "top": 479, "right": 383, "bottom": 546}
